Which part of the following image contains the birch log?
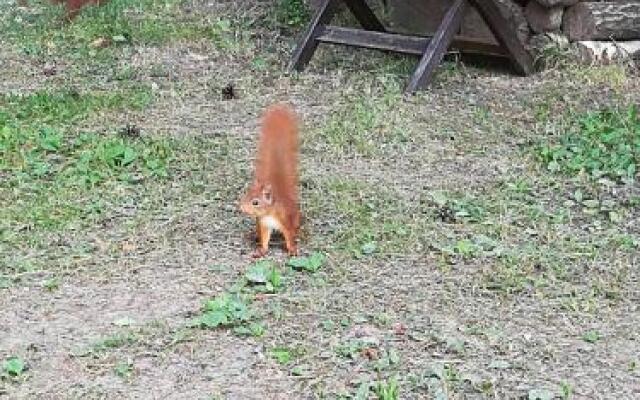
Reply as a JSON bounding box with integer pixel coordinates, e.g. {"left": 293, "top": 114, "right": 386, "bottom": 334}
{"left": 575, "top": 40, "right": 640, "bottom": 63}
{"left": 563, "top": 2, "right": 640, "bottom": 41}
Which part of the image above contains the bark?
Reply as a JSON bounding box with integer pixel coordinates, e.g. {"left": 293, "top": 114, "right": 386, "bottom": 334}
{"left": 563, "top": 2, "right": 640, "bottom": 41}
{"left": 532, "top": 0, "right": 579, "bottom": 8}
{"left": 525, "top": 1, "right": 563, "bottom": 33}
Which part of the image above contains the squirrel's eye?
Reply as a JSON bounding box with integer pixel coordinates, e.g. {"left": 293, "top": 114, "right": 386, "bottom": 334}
{"left": 251, "top": 199, "right": 260, "bottom": 207}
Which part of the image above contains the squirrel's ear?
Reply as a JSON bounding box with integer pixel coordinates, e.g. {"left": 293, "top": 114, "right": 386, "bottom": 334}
{"left": 262, "top": 184, "right": 273, "bottom": 204}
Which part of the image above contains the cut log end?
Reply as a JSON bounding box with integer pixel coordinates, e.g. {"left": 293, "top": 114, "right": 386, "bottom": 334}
{"left": 575, "top": 40, "right": 640, "bottom": 63}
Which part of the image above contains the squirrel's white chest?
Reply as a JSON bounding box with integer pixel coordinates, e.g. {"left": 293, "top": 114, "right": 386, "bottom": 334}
{"left": 261, "top": 215, "right": 281, "bottom": 231}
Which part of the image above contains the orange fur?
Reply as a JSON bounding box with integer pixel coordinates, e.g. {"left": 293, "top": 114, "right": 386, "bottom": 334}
{"left": 49, "top": 0, "right": 107, "bottom": 20}
{"left": 239, "top": 103, "right": 301, "bottom": 258}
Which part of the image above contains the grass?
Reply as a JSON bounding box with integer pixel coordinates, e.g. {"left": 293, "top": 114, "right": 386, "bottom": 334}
{"left": 373, "top": 376, "right": 400, "bottom": 400}
{"left": 0, "top": 86, "right": 174, "bottom": 274}
{"left": 0, "top": 126, "right": 171, "bottom": 227}
{"left": 3, "top": 0, "right": 238, "bottom": 59}
{"left": 568, "top": 64, "right": 631, "bottom": 89}
{"left": 0, "top": 78, "right": 248, "bottom": 278}
{"left": 0, "top": 94, "right": 166, "bottom": 239}
{"left": 71, "top": 331, "right": 139, "bottom": 357}
{"left": 0, "top": 88, "right": 151, "bottom": 124}
{"left": 307, "top": 177, "right": 423, "bottom": 258}
{"left": 317, "top": 85, "right": 408, "bottom": 157}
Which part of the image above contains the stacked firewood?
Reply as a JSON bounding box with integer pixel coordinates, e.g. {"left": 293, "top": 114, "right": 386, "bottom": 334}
{"left": 314, "top": 0, "right": 640, "bottom": 64}
{"left": 525, "top": 1, "right": 640, "bottom": 62}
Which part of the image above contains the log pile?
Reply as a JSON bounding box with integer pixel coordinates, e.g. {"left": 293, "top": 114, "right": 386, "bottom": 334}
{"left": 381, "top": 0, "right": 640, "bottom": 64}
{"left": 527, "top": 0, "right": 640, "bottom": 62}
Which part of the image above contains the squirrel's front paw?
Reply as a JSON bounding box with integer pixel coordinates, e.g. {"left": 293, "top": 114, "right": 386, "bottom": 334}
{"left": 252, "top": 248, "right": 267, "bottom": 258}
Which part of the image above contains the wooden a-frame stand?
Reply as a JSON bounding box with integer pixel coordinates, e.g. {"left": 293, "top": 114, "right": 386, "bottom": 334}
{"left": 289, "top": 0, "right": 534, "bottom": 93}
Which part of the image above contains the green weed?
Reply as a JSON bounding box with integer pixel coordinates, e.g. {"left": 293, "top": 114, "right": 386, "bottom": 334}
{"left": 269, "top": 347, "right": 294, "bottom": 365}
{"left": 114, "top": 360, "right": 134, "bottom": 379}
{"left": 244, "top": 260, "right": 283, "bottom": 292}
{"left": 194, "top": 293, "right": 253, "bottom": 329}
{"left": 560, "top": 381, "right": 573, "bottom": 399}
{"left": 274, "top": 0, "right": 310, "bottom": 28}
{"left": 373, "top": 349, "right": 400, "bottom": 372}
{"left": 582, "top": 330, "right": 601, "bottom": 344}
{"left": 373, "top": 376, "right": 400, "bottom": 400}
{"left": 42, "top": 277, "right": 60, "bottom": 291}
{"left": 528, "top": 388, "right": 555, "bottom": 400}
{"left": 0, "top": 124, "right": 171, "bottom": 231}
{"left": 533, "top": 37, "right": 574, "bottom": 71}
{"left": 1, "top": 357, "right": 26, "bottom": 379}
{"left": 287, "top": 252, "right": 326, "bottom": 272}
{"left": 430, "top": 191, "right": 487, "bottom": 223}
{"left": 538, "top": 105, "right": 640, "bottom": 182}
{"left": 97, "top": 333, "right": 138, "bottom": 349}
{"left": 232, "top": 322, "right": 266, "bottom": 338}
{"left": 434, "top": 234, "right": 500, "bottom": 263}
{"left": 0, "top": 275, "right": 11, "bottom": 289}
{"left": 353, "top": 376, "right": 401, "bottom": 400}
{"left": 335, "top": 338, "right": 377, "bottom": 359}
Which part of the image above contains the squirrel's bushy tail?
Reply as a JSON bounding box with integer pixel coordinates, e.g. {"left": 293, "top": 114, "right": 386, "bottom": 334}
{"left": 260, "top": 103, "right": 299, "bottom": 143}
{"left": 255, "top": 103, "right": 299, "bottom": 194}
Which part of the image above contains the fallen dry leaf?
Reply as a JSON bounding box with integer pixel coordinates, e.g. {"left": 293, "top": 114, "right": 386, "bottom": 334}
{"left": 91, "top": 37, "right": 111, "bottom": 49}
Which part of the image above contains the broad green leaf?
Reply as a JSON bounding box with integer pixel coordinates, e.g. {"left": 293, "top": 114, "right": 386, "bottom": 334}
{"left": 199, "top": 310, "right": 228, "bottom": 327}
{"left": 270, "top": 347, "right": 292, "bottom": 364}
{"left": 3, "top": 357, "right": 25, "bottom": 377}
{"left": 582, "top": 330, "right": 601, "bottom": 343}
{"left": 528, "top": 388, "right": 554, "bottom": 400}
{"left": 360, "top": 242, "right": 377, "bottom": 255}
{"left": 488, "top": 360, "right": 511, "bottom": 370}
{"left": 287, "top": 252, "right": 326, "bottom": 272}
{"left": 245, "top": 261, "right": 271, "bottom": 284}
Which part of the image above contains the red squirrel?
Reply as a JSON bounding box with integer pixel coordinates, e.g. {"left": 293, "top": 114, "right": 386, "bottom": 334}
{"left": 240, "top": 103, "right": 301, "bottom": 258}
{"left": 49, "top": 0, "right": 107, "bottom": 20}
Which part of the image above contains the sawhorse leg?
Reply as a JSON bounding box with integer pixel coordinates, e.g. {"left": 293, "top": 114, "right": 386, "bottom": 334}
{"left": 343, "top": 0, "right": 386, "bottom": 32}
{"left": 289, "top": 0, "right": 338, "bottom": 71}
{"left": 469, "top": 0, "right": 533, "bottom": 76}
{"left": 289, "top": 0, "right": 533, "bottom": 92}
{"left": 405, "top": 0, "right": 533, "bottom": 92}
{"left": 405, "top": 0, "right": 467, "bottom": 93}
{"left": 289, "top": 0, "right": 386, "bottom": 72}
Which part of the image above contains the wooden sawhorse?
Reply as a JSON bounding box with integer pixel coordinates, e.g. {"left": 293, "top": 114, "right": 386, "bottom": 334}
{"left": 289, "top": 0, "right": 534, "bottom": 93}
